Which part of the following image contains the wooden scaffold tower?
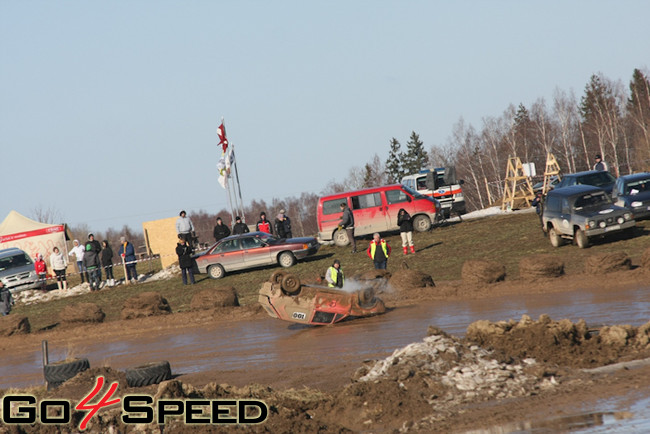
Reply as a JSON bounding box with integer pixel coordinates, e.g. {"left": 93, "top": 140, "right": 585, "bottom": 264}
{"left": 542, "top": 153, "right": 562, "bottom": 194}
{"left": 501, "top": 156, "right": 535, "bottom": 211}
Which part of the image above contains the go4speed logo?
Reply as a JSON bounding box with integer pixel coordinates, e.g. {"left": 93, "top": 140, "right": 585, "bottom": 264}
{"left": 2, "top": 376, "right": 268, "bottom": 430}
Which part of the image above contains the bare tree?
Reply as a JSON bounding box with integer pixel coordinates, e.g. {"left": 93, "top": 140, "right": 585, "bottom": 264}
{"left": 552, "top": 88, "right": 579, "bottom": 173}
{"left": 29, "top": 206, "right": 64, "bottom": 224}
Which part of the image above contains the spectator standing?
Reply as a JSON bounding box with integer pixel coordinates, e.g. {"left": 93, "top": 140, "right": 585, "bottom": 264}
{"left": 281, "top": 210, "right": 293, "bottom": 238}
{"left": 34, "top": 253, "right": 48, "bottom": 291}
{"left": 593, "top": 154, "right": 608, "bottom": 171}
{"left": 176, "top": 210, "right": 194, "bottom": 243}
{"left": 50, "top": 246, "right": 68, "bottom": 291}
{"left": 397, "top": 208, "right": 415, "bottom": 255}
{"left": 367, "top": 233, "right": 391, "bottom": 270}
{"left": 0, "top": 281, "right": 14, "bottom": 316}
{"left": 101, "top": 240, "right": 115, "bottom": 287}
{"left": 531, "top": 191, "right": 545, "bottom": 232}
{"left": 69, "top": 239, "right": 86, "bottom": 283}
{"left": 119, "top": 236, "right": 138, "bottom": 283}
{"left": 232, "top": 216, "right": 250, "bottom": 235}
{"left": 176, "top": 236, "right": 196, "bottom": 285}
{"left": 86, "top": 233, "right": 102, "bottom": 281}
{"left": 256, "top": 212, "right": 273, "bottom": 234}
{"left": 83, "top": 240, "right": 101, "bottom": 291}
{"left": 339, "top": 202, "right": 357, "bottom": 253}
{"left": 325, "top": 259, "right": 344, "bottom": 288}
{"left": 213, "top": 216, "right": 231, "bottom": 242}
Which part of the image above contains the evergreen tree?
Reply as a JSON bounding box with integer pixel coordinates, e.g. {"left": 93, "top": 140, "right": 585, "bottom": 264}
{"left": 385, "top": 138, "right": 403, "bottom": 183}
{"left": 402, "top": 131, "right": 429, "bottom": 174}
{"left": 627, "top": 68, "right": 650, "bottom": 161}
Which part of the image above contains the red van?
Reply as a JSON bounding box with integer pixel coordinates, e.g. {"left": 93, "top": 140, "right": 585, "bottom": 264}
{"left": 317, "top": 184, "right": 441, "bottom": 246}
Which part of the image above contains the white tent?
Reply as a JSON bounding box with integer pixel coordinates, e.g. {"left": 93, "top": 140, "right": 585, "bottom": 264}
{"left": 0, "top": 210, "right": 70, "bottom": 261}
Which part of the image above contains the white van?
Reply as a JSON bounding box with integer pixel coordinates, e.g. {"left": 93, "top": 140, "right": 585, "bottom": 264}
{"left": 401, "top": 167, "right": 466, "bottom": 218}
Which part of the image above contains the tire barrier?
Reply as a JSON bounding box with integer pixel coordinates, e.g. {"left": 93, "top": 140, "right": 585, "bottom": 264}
{"left": 125, "top": 361, "right": 172, "bottom": 387}
{"left": 43, "top": 358, "right": 90, "bottom": 390}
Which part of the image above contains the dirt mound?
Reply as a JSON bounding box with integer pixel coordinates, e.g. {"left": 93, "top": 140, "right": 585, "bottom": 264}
{"left": 121, "top": 292, "right": 172, "bottom": 320}
{"left": 0, "top": 315, "right": 30, "bottom": 336}
{"left": 584, "top": 252, "right": 631, "bottom": 274}
{"left": 190, "top": 287, "right": 240, "bottom": 310}
{"left": 462, "top": 260, "right": 506, "bottom": 284}
{"left": 59, "top": 302, "right": 105, "bottom": 324}
{"left": 389, "top": 269, "right": 435, "bottom": 291}
{"left": 641, "top": 247, "right": 650, "bottom": 270}
{"left": 519, "top": 255, "right": 564, "bottom": 279}
{"left": 465, "top": 314, "right": 650, "bottom": 368}
{"left": 50, "top": 366, "right": 128, "bottom": 400}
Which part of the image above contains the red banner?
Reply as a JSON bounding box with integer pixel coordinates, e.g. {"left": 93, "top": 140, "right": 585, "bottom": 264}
{"left": 0, "top": 225, "right": 64, "bottom": 243}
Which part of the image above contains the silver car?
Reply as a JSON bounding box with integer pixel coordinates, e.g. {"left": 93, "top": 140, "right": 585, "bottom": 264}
{"left": 542, "top": 185, "right": 635, "bottom": 248}
{"left": 0, "top": 248, "right": 40, "bottom": 292}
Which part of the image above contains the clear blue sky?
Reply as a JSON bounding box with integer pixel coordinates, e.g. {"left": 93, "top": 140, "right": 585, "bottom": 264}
{"left": 1, "top": 1, "right": 648, "bottom": 232}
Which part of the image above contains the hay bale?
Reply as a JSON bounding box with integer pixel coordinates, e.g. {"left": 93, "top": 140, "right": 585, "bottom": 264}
{"left": 0, "top": 315, "right": 30, "bottom": 336}
{"left": 519, "top": 255, "right": 564, "bottom": 279}
{"left": 641, "top": 247, "right": 650, "bottom": 270}
{"left": 462, "top": 260, "right": 506, "bottom": 284}
{"left": 190, "top": 287, "right": 239, "bottom": 310}
{"left": 584, "top": 252, "right": 631, "bottom": 274}
{"left": 389, "top": 269, "right": 435, "bottom": 291}
{"left": 59, "top": 303, "right": 105, "bottom": 324}
{"left": 121, "top": 292, "right": 172, "bottom": 320}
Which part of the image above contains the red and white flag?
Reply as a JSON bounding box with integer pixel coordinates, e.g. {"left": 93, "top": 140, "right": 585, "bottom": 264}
{"left": 217, "top": 122, "right": 228, "bottom": 152}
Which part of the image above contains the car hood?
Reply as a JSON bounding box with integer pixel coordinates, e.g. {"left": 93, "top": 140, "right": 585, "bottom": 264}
{"left": 574, "top": 205, "right": 629, "bottom": 218}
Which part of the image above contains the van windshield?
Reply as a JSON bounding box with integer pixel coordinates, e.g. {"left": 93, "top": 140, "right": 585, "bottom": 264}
{"left": 402, "top": 185, "right": 432, "bottom": 201}
{"left": 0, "top": 253, "right": 32, "bottom": 272}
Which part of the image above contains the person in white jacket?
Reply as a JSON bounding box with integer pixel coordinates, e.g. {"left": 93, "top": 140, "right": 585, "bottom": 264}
{"left": 50, "top": 246, "right": 68, "bottom": 290}
{"left": 176, "top": 210, "right": 194, "bottom": 243}
{"left": 69, "top": 239, "right": 86, "bottom": 283}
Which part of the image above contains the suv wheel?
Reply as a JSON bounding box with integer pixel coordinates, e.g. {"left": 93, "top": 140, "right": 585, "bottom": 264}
{"left": 549, "top": 227, "right": 564, "bottom": 247}
{"left": 575, "top": 229, "right": 590, "bottom": 248}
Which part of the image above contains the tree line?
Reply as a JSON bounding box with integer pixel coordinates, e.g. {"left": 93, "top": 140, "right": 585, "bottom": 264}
{"left": 39, "top": 68, "right": 650, "bottom": 244}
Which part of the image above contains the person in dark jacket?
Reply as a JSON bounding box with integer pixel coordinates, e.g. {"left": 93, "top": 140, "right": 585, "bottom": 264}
{"left": 232, "top": 216, "right": 250, "bottom": 235}
{"left": 274, "top": 209, "right": 292, "bottom": 238}
{"left": 367, "top": 233, "right": 391, "bottom": 270}
{"left": 256, "top": 212, "right": 273, "bottom": 234}
{"left": 101, "top": 240, "right": 115, "bottom": 287}
{"left": 338, "top": 202, "right": 357, "bottom": 253}
{"left": 83, "top": 239, "right": 101, "bottom": 291}
{"left": 213, "top": 217, "right": 231, "bottom": 242}
{"left": 397, "top": 208, "right": 415, "bottom": 254}
{"left": 118, "top": 236, "right": 138, "bottom": 283}
{"left": 0, "top": 281, "right": 14, "bottom": 316}
{"left": 176, "top": 236, "right": 195, "bottom": 285}
{"left": 86, "top": 234, "right": 102, "bottom": 281}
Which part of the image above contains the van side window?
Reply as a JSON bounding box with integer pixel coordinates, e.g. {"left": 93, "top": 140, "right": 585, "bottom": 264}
{"left": 385, "top": 189, "right": 409, "bottom": 205}
{"left": 416, "top": 177, "right": 427, "bottom": 191}
{"left": 322, "top": 199, "right": 343, "bottom": 215}
{"left": 561, "top": 198, "right": 570, "bottom": 214}
{"left": 545, "top": 195, "right": 560, "bottom": 212}
{"left": 351, "top": 193, "right": 382, "bottom": 209}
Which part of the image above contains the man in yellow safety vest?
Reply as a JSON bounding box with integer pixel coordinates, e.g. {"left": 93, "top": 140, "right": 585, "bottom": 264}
{"left": 367, "top": 233, "right": 391, "bottom": 270}
{"left": 325, "top": 259, "right": 344, "bottom": 288}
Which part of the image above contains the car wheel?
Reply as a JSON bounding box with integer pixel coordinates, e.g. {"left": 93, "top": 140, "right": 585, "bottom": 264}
{"left": 278, "top": 252, "right": 296, "bottom": 268}
{"left": 333, "top": 229, "right": 350, "bottom": 247}
{"left": 358, "top": 288, "right": 376, "bottom": 307}
{"left": 208, "top": 264, "right": 225, "bottom": 279}
{"left": 413, "top": 215, "right": 432, "bottom": 232}
{"left": 125, "top": 361, "right": 172, "bottom": 388}
{"left": 44, "top": 358, "right": 90, "bottom": 390}
{"left": 549, "top": 227, "right": 564, "bottom": 247}
{"left": 270, "top": 270, "right": 287, "bottom": 284}
{"left": 281, "top": 273, "right": 301, "bottom": 295}
{"left": 575, "top": 229, "right": 590, "bottom": 248}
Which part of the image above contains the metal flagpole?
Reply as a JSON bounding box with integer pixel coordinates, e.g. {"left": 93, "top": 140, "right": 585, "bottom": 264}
{"left": 230, "top": 143, "right": 245, "bottom": 221}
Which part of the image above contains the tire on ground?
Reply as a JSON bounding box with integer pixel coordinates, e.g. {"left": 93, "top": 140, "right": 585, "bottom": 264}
{"left": 44, "top": 358, "right": 90, "bottom": 388}
{"left": 125, "top": 361, "right": 172, "bottom": 388}
{"left": 270, "top": 270, "right": 287, "bottom": 284}
{"left": 281, "top": 273, "right": 301, "bottom": 295}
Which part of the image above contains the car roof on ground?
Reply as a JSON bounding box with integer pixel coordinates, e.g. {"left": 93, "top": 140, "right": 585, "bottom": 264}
{"left": 548, "top": 184, "right": 604, "bottom": 197}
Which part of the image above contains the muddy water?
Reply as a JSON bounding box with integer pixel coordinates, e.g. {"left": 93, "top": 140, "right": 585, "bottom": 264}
{"left": 2, "top": 285, "right": 649, "bottom": 391}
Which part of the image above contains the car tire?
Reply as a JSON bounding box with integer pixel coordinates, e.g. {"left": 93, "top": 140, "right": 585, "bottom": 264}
{"left": 125, "top": 361, "right": 172, "bottom": 388}
{"left": 549, "top": 227, "right": 564, "bottom": 247}
{"left": 270, "top": 270, "right": 287, "bottom": 284}
{"left": 575, "top": 229, "right": 590, "bottom": 249}
{"left": 413, "top": 215, "right": 432, "bottom": 232}
{"left": 208, "top": 264, "right": 225, "bottom": 279}
{"left": 44, "top": 358, "right": 90, "bottom": 390}
{"left": 358, "top": 288, "right": 376, "bottom": 307}
{"left": 278, "top": 252, "right": 296, "bottom": 268}
{"left": 281, "top": 273, "right": 301, "bottom": 295}
{"left": 333, "top": 229, "right": 349, "bottom": 247}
